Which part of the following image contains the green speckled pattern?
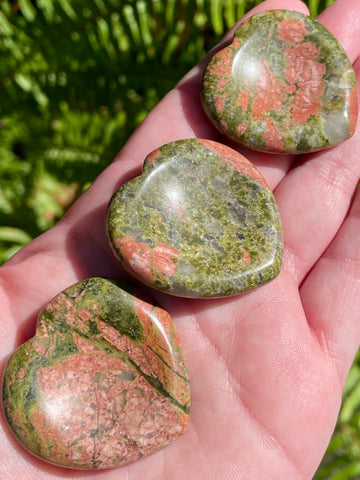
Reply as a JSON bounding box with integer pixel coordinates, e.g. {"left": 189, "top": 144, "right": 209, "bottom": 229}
{"left": 107, "top": 138, "right": 283, "bottom": 298}
{"left": 201, "top": 10, "right": 358, "bottom": 153}
{"left": 2, "top": 277, "right": 190, "bottom": 470}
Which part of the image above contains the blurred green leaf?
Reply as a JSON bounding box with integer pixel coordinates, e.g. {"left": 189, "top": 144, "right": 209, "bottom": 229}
{"left": 315, "top": 351, "right": 360, "bottom": 479}
{"left": 18, "top": 0, "right": 37, "bottom": 21}
{"left": 0, "top": 227, "right": 32, "bottom": 244}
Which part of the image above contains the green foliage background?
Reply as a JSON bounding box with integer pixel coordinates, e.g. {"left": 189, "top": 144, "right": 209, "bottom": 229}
{"left": 0, "top": 0, "right": 358, "bottom": 477}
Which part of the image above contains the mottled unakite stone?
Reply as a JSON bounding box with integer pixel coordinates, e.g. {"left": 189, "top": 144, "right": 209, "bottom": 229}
{"left": 201, "top": 10, "right": 358, "bottom": 153}
{"left": 2, "top": 278, "right": 190, "bottom": 470}
{"left": 107, "top": 138, "right": 283, "bottom": 298}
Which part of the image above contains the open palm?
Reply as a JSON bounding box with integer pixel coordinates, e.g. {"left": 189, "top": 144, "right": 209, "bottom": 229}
{"left": 1, "top": 0, "right": 360, "bottom": 478}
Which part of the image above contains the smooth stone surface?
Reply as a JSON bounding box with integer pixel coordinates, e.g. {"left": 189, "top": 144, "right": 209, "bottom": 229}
{"left": 107, "top": 138, "right": 283, "bottom": 298}
{"left": 201, "top": 9, "right": 358, "bottom": 154}
{"left": 2, "top": 278, "right": 190, "bottom": 470}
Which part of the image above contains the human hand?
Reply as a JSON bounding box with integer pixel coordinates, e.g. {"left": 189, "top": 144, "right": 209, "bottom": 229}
{"left": 1, "top": 0, "right": 360, "bottom": 478}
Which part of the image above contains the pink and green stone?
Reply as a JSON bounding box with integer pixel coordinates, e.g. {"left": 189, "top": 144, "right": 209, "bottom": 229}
{"left": 107, "top": 138, "right": 283, "bottom": 298}
{"left": 2, "top": 277, "right": 190, "bottom": 469}
{"left": 201, "top": 10, "right": 358, "bottom": 154}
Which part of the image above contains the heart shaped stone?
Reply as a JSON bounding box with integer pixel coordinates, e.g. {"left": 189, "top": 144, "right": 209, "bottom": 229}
{"left": 2, "top": 278, "right": 190, "bottom": 470}
{"left": 201, "top": 9, "right": 358, "bottom": 154}
{"left": 107, "top": 138, "right": 283, "bottom": 298}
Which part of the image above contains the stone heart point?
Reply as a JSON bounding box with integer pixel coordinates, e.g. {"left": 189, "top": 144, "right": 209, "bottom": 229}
{"left": 201, "top": 10, "right": 358, "bottom": 154}
{"left": 2, "top": 278, "right": 190, "bottom": 469}
{"left": 107, "top": 138, "right": 283, "bottom": 298}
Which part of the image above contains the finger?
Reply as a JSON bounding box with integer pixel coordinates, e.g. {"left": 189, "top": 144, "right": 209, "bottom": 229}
{"left": 301, "top": 186, "right": 360, "bottom": 386}
{"left": 276, "top": 2, "right": 360, "bottom": 285}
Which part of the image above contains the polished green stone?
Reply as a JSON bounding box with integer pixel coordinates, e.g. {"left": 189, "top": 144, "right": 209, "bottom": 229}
{"left": 2, "top": 277, "right": 190, "bottom": 470}
{"left": 201, "top": 10, "right": 358, "bottom": 153}
{"left": 107, "top": 138, "right": 283, "bottom": 298}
